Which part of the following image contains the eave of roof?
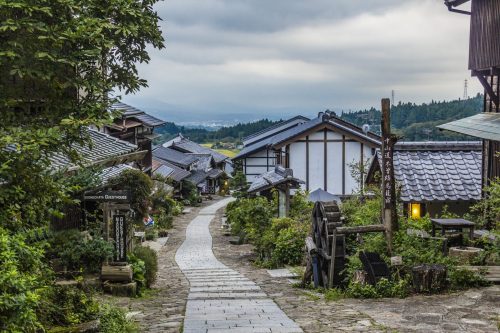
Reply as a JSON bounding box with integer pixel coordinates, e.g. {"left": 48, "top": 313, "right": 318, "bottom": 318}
{"left": 437, "top": 113, "right": 500, "bottom": 141}
{"left": 234, "top": 114, "right": 381, "bottom": 160}
{"left": 242, "top": 116, "right": 310, "bottom": 142}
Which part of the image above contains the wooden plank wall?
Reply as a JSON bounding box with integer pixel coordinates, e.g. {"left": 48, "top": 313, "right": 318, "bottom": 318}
{"left": 469, "top": 0, "right": 500, "bottom": 70}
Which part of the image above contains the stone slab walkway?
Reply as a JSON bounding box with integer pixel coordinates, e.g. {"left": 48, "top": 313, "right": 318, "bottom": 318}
{"left": 176, "top": 198, "right": 303, "bottom": 333}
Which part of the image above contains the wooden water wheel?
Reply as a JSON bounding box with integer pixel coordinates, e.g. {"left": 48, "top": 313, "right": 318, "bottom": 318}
{"left": 311, "top": 201, "right": 346, "bottom": 288}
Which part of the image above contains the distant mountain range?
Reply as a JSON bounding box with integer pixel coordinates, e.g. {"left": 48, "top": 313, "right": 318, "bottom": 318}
{"left": 153, "top": 95, "right": 483, "bottom": 145}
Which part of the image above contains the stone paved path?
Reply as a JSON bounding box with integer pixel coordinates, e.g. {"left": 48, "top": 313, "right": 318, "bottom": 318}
{"left": 176, "top": 198, "right": 303, "bottom": 333}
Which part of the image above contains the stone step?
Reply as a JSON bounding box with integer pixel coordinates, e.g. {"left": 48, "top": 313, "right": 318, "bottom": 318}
{"left": 188, "top": 292, "right": 268, "bottom": 300}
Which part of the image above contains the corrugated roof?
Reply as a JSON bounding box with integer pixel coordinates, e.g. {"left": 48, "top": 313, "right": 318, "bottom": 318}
{"left": 368, "top": 143, "right": 482, "bottom": 202}
{"left": 437, "top": 113, "right": 500, "bottom": 141}
{"left": 248, "top": 166, "right": 304, "bottom": 193}
{"left": 50, "top": 128, "right": 138, "bottom": 170}
{"left": 234, "top": 113, "right": 381, "bottom": 160}
{"left": 152, "top": 147, "right": 198, "bottom": 168}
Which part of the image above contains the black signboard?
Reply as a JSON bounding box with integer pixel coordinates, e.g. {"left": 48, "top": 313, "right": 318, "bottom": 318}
{"left": 83, "top": 190, "right": 130, "bottom": 202}
{"left": 382, "top": 137, "right": 395, "bottom": 208}
{"left": 113, "top": 214, "right": 127, "bottom": 262}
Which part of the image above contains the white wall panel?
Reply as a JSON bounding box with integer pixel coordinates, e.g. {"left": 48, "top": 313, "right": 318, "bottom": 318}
{"left": 327, "top": 142, "right": 343, "bottom": 195}
{"left": 289, "top": 142, "right": 307, "bottom": 185}
{"left": 345, "top": 142, "right": 362, "bottom": 194}
{"left": 309, "top": 130, "right": 324, "bottom": 140}
{"left": 308, "top": 142, "right": 324, "bottom": 191}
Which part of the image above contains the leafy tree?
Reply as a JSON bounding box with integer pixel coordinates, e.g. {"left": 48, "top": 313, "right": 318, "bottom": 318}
{"left": 0, "top": 1, "right": 164, "bottom": 329}
{"left": 1, "top": 0, "right": 164, "bottom": 230}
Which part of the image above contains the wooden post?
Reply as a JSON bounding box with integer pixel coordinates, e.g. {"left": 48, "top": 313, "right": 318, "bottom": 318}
{"left": 328, "top": 228, "right": 337, "bottom": 289}
{"left": 381, "top": 98, "right": 398, "bottom": 253}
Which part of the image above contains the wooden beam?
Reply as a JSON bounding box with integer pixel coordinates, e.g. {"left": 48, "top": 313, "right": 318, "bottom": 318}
{"left": 336, "top": 224, "right": 386, "bottom": 234}
{"left": 342, "top": 135, "right": 346, "bottom": 195}
{"left": 324, "top": 129, "right": 328, "bottom": 191}
{"left": 306, "top": 136, "right": 309, "bottom": 191}
{"left": 475, "top": 71, "right": 500, "bottom": 107}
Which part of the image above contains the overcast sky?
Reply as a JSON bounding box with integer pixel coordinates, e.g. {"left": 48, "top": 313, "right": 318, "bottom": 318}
{"left": 122, "top": 0, "right": 482, "bottom": 123}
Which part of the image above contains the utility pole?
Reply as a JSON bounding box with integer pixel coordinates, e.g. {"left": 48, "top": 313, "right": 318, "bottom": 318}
{"left": 391, "top": 90, "right": 395, "bottom": 106}
{"left": 463, "top": 79, "right": 468, "bottom": 99}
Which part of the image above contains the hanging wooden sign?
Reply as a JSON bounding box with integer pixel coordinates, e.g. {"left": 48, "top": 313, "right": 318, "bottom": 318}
{"left": 83, "top": 190, "right": 130, "bottom": 202}
{"left": 113, "top": 214, "right": 127, "bottom": 262}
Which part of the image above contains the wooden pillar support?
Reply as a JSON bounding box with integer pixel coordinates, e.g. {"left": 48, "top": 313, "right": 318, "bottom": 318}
{"left": 381, "top": 98, "right": 398, "bottom": 254}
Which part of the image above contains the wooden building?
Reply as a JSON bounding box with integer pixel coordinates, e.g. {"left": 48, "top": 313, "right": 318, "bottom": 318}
{"left": 366, "top": 141, "right": 483, "bottom": 218}
{"left": 233, "top": 112, "right": 381, "bottom": 197}
{"left": 441, "top": 0, "right": 500, "bottom": 187}
{"left": 105, "top": 102, "right": 166, "bottom": 174}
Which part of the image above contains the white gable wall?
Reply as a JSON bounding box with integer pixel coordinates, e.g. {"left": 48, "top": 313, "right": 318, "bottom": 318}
{"left": 240, "top": 125, "right": 379, "bottom": 195}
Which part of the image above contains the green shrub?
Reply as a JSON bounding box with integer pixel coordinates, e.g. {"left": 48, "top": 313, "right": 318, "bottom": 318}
{"left": 133, "top": 246, "right": 158, "bottom": 288}
{"left": 448, "top": 267, "right": 490, "bottom": 290}
{"left": 127, "top": 254, "right": 146, "bottom": 295}
{"left": 154, "top": 208, "right": 173, "bottom": 229}
{"left": 145, "top": 228, "right": 158, "bottom": 241}
{"left": 346, "top": 278, "right": 410, "bottom": 299}
{"left": 47, "top": 230, "right": 113, "bottom": 273}
{"left": 39, "top": 285, "right": 99, "bottom": 327}
{"left": 272, "top": 224, "right": 308, "bottom": 266}
{"left": 0, "top": 228, "right": 47, "bottom": 332}
{"left": 98, "top": 305, "right": 138, "bottom": 333}
{"left": 324, "top": 288, "right": 345, "bottom": 302}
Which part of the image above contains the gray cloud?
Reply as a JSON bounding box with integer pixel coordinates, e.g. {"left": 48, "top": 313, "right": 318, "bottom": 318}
{"left": 123, "top": 0, "right": 482, "bottom": 123}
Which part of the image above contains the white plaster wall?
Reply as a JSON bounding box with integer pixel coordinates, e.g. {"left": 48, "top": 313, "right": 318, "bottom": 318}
{"left": 308, "top": 141, "right": 325, "bottom": 191}
{"left": 289, "top": 142, "right": 307, "bottom": 186}
{"left": 345, "top": 141, "right": 362, "bottom": 194}
{"left": 327, "top": 131, "right": 343, "bottom": 140}
{"left": 327, "top": 141, "right": 343, "bottom": 195}
{"left": 309, "top": 130, "right": 324, "bottom": 140}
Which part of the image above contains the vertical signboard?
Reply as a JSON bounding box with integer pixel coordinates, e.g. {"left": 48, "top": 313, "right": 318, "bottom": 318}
{"left": 381, "top": 99, "right": 398, "bottom": 252}
{"left": 113, "top": 215, "right": 127, "bottom": 262}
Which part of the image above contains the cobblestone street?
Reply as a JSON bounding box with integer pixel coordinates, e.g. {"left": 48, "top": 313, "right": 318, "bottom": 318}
{"left": 176, "top": 197, "right": 303, "bottom": 333}
{"left": 112, "top": 197, "right": 499, "bottom": 333}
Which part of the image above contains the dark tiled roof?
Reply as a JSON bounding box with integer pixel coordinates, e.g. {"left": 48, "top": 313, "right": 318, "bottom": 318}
{"left": 50, "top": 128, "right": 138, "bottom": 170}
{"left": 110, "top": 102, "right": 144, "bottom": 116}
{"left": 370, "top": 143, "right": 482, "bottom": 202}
{"left": 242, "top": 116, "right": 310, "bottom": 142}
{"left": 98, "top": 164, "right": 135, "bottom": 184}
{"left": 395, "top": 141, "right": 482, "bottom": 151}
{"left": 110, "top": 102, "right": 166, "bottom": 127}
{"left": 207, "top": 168, "right": 224, "bottom": 179}
{"left": 189, "top": 154, "right": 214, "bottom": 171}
{"left": 186, "top": 169, "right": 209, "bottom": 185}
{"left": 173, "top": 137, "right": 228, "bottom": 163}
{"left": 248, "top": 166, "right": 304, "bottom": 193}
{"left": 132, "top": 113, "right": 166, "bottom": 127}
{"left": 234, "top": 113, "right": 381, "bottom": 160}
{"left": 152, "top": 159, "right": 191, "bottom": 182}
{"left": 152, "top": 147, "right": 198, "bottom": 168}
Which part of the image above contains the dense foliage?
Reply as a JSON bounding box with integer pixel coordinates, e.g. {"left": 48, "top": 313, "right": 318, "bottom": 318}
{"left": 133, "top": 246, "right": 158, "bottom": 288}
{"left": 340, "top": 95, "right": 482, "bottom": 141}
{"left": 226, "top": 191, "right": 313, "bottom": 268}
{"left": 154, "top": 119, "right": 281, "bottom": 144}
{"left": 47, "top": 229, "right": 114, "bottom": 273}
{"left": 0, "top": 0, "right": 164, "bottom": 330}
{"left": 338, "top": 193, "right": 492, "bottom": 299}
{"left": 0, "top": 228, "right": 47, "bottom": 332}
